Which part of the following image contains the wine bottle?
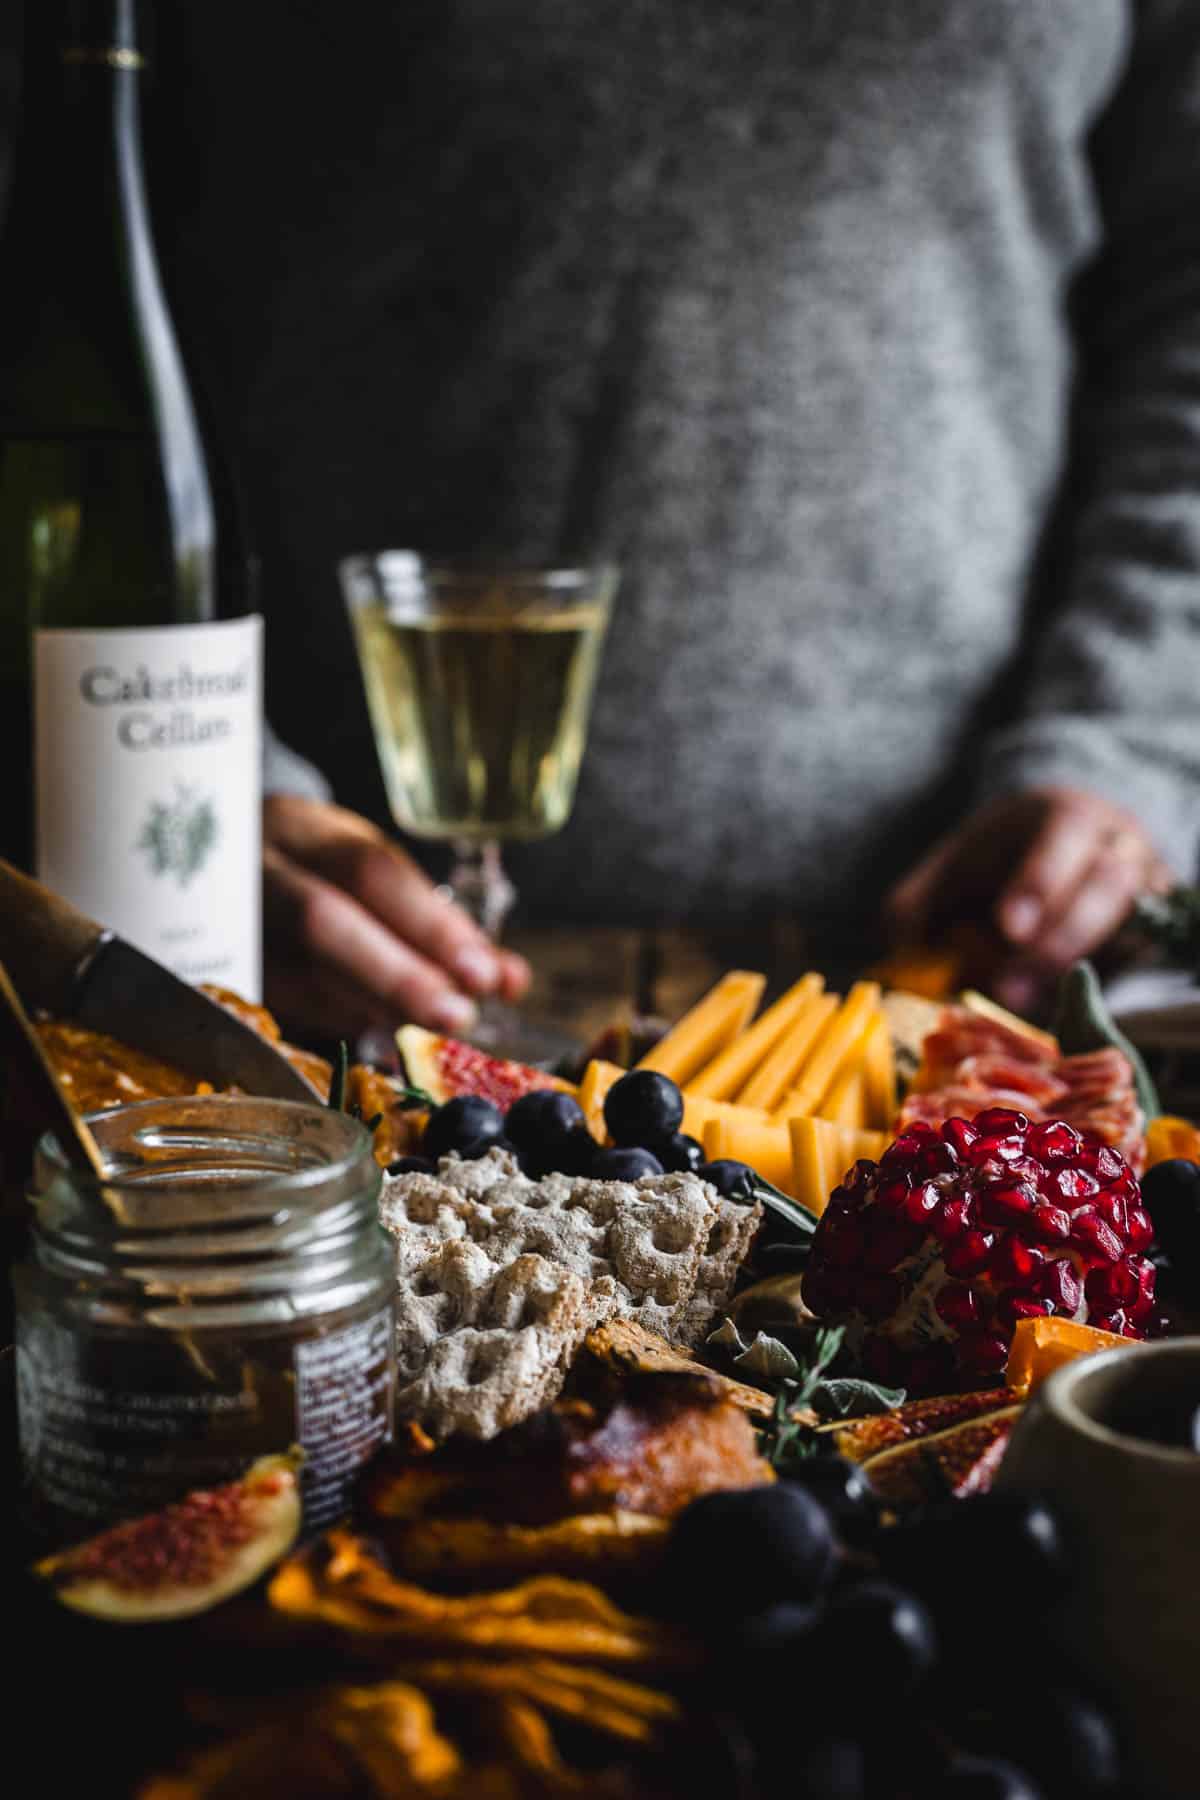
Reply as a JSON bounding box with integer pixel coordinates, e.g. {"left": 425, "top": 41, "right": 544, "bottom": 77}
{"left": 0, "top": 0, "right": 262, "bottom": 998}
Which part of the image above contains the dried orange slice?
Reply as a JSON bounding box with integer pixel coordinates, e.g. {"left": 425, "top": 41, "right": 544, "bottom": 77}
{"left": 1145, "top": 1114, "right": 1200, "bottom": 1170}
{"left": 1005, "top": 1316, "right": 1129, "bottom": 1396}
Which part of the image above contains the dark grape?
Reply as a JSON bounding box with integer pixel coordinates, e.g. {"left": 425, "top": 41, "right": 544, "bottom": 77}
{"left": 504, "top": 1089, "right": 587, "bottom": 1152}
{"left": 456, "top": 1133, "right": 511, "bottom": 1162}
{"left": 881, "top": 1494, "right": 1067, "bottom": 1630}
{"left": 589, "top": 1146, "right": 665, "bottom": 1182}
{"left": 657, "top": 1131, "right": 706, "bottom": 1174}
{"left": 814, "top": 1579, "right": 937, "bottom": 1700}
{"left": 938, "top": 1756, "right": 1044, "bottom": 1800}
{"left": 1001, "top": 1685, "right": 1123, "bottom": 1797}
{"left": 1140, "top": 1159, "right": 1200, "bottom": 1277}
{"left": 659, "top": 1485, "right": 836, "bottom": 1619}
{"left": 777, "top": 1454, "right": 880, "bottom": 1544}
{"left": 697, "top": 1158, "right": 757, "bottom": 1202}
{"left": 603, "top": 1070, "right": 684, "bottom": 1146}
{"left": 386, "top": 1154, "right": 435, "bottom": 1176}
{"left": 422, "top": 1095, "right": 505, "bottom": 1159}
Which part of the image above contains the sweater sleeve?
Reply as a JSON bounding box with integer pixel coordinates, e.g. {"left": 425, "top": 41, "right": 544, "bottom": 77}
{"left": 975, "top": 0, "right": 1200, "bottom": 878}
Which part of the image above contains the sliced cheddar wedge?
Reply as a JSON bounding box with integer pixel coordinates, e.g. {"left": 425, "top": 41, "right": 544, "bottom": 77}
{"left": 818, "top": 1062, "right": 867, "bottom": 1129}
{"left": 688, "top": 972, "right": 825, "bottom": 1101}
{"left": 636, "top": 970, "right": 766, "bottom": 1088}
{"left": 577, "top": 1059, "right": 624, "bottom": 1140}
{"left": 789, "top": 1116, "right": 890, "bottom": 1216}
{"left": 679, "top": 1088, "right": 773, "bottom": 1145}
{"left": 701, "top": 1115, "right": 796, "bottom": 1195}
{"left": 862, "top": 1011, "right": 898, "bottom": 1130}
{"left": 776, "top": 981, "right": 882, "bottom": 1119}
{"left": 740, "top": 991, "right": 840, "bottom": 1112}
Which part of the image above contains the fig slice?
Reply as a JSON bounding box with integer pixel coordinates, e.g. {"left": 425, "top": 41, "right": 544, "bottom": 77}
{"left": 397, "top": 1023, "right": 570, "bottom": 1110}
{"left": 34, "top": 1449, "right": 303, "bottom": 1623}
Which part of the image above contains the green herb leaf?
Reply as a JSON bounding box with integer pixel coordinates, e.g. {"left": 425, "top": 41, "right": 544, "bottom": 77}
{"left": 750, "top": 1176, "right": 818, "bottom": 1238}
{"left": 732, "top": 1332, "right": 802, "bottom": 1381}
{"left": 813, "top": 1376, "right": 907, "bottom": 1418}
{"left": 396, "top": 1083, "right": 436, "bottom": 1112}
{"left": 326, "top": 1040, "right": 349, "bottom": 1114}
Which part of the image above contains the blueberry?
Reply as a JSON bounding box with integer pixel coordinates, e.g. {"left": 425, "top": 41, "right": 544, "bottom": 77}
{"left": 504, "top": 1089, "right": 587, "bottom": 1152}
{"left": 656, "top": 1131, "right": 706, "bottom": 1174}
{"left": 589, "top": 1146, "right": 665, "bottom": 1182}
{"left": 603, "top": 1070, "right": 684, "bottom": 1146}
{"left": 659, "top": 1485, "right": 836, "bottom": 1620}
{"left": 455, "top": 1133, "right": 512, "bottom": 1162}
{"left": 777, "top": 1454, "right": 880, "bottom": 1544}
{"left": 518, "top": 1126, "right": 597, "bottom": 1179}
{"left": 422, "top": 1095, "right": 505, "bottom": 1159}
{"left": 1002, "top": 1685, "right": 1123, "bottom": 1797}
{"left": 385, "top": 1154, "right": 435, "bottom": 1176}
{"left": 697, "top": 1158, "right": 757, "bottom": 1202}
{"left": 938, "top": 1755, "right": 1044, "bottom": 1800}
{"left": 815, "top": 1579, "right": 938, "bottom": 1700}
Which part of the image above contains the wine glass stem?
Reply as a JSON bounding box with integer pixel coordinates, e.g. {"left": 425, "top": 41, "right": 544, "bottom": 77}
{"left": 447, "top": 838, "right": 516, "bottom": 940}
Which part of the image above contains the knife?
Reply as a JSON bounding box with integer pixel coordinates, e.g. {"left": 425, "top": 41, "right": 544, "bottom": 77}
{"left": 0, "top": 860, "right": 320, "bottom": 1102}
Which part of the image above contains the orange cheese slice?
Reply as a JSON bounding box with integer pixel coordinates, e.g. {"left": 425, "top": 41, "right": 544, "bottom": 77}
{"left": 789, "top": 1116, "right": 889, "bottom": 1216}
{"left": 688, "top": 972, "right": 825, "bottom": 1101}
{"left": 636, "top": 970, "right": 766, "bottom": 1087}
{"left": 775, "top": 982, "right": 882, "bottom": 1119}
{"left": 577, "top": 1059, "right": 624, "bottom": 1141}
{"left": 701, "top": 1114, "right": 796, "bottom": 1195}
{"left": 817, "top": 1062, "right": 867, "bottom": 1129}
{"left": 862, "top": 1011, "right": 898, "bottom": 1131}
{"left": 739, "top": 991, "right": 840, "bottom": 1113}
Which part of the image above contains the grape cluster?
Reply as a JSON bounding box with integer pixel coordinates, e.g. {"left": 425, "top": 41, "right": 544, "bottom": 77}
{"left": 662, "top": 1466, "right": 1124, "bottom": 1800}
{"left": 390, "top": 1069, "right": 760, "bottom": 1200}
{"left": 1140, "top": 1157, "right": 1200, "bottom": 1322}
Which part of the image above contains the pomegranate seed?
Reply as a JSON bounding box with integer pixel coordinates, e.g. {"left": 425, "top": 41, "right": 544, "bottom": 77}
{"left": 989, "top": 1235, "right": 1045, "bottom": 1287}
{"left": 1053, "top": 1166, "right": 1100, "bottom": 1202}
{"left": 907, "top": 1121, "right": 938, "bottom": 1139}
{"left": 997, "top": 1293, "right": 1054, "bottom": 1328}
{"left": 842, "top": 1160, "right": 876, "bottom": 1193}
{"left": 1075, "top": 1140, "right": 1125, "bottom": 1182}
{"left": 1037, "top": 1258, "right": 1083, "bottom": 1315}
{"left": 980, "top": 1181, "right": 1036, "bottom": 1227}
{"left": 825, "top": 1217, "right": 868, "bottom": 1270}
{"left": 1126, "top": 1208, "right": 1154, "bottom": 1252}
{"left": 904, "top": 1181, "right": 943, "bottom": 1227}
{"left": 1028, "top": 1202, "right": 1071, "bottom": 1244}
{"left": 1126, "top": 1255, "right": 1157, "bottom": 1322}
{"left": 875, "top": 1176, "right": 912, "bottom": 1212}
{"left": 967, "top": 1132, "right": 1026, "bottom": 1167}
{"left": 942, "top": 1117, "right": 980, "bottom": 1155}
{"left": 863, "top": 1218, "right": 922, "bottom": 1272}
{"left": 1027, "top": 1120, "right": 1081, "bottom": 1162}
{"left": 944, "top": 1228, "right": 995, "bottom": 1278}
{"left": 1085, "top": 1262, "right": 1137, "bottom": 1312}
{"left": 916, "top": 1140, "right": 958, "bottom": 1177}
{"left": 1091, "top": 1308, "right": 1132, "bottom": 1337}
{"left": 1094, "top": 1190, "right": 1129, "bottom": 1236}
{"left": 935, "top": 1282, "right": 982, "bottom": 1330}
{"left": 933, "top": 1194, "right": 975, "bottom": 1244}
{"left": 880, "top": 1135, "right": 923, "bottom": 1172}
{"left": 974, "top": 1108, "right": 1029, "bottom": 1135}
{"left": 1071, "top": 1209, "right": 1123, "bottom": 1264}
{"left": 955, "top": 1330, "right": 1010, "bottom": 1376}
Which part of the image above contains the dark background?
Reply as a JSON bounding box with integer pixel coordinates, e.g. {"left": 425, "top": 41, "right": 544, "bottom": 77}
{"left": 0, "top": 4, "right": 399, "bottom": 834}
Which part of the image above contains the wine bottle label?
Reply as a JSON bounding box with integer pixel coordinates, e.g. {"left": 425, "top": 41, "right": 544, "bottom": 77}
{"left": 34, "top": 616, "right": 263, "bottom": 999}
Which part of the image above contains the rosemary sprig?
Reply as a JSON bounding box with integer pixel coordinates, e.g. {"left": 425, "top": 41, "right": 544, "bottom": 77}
{"left": 707, "top": 1319, "right": 905, "bottom": 1469}
{"left": 324, "top": 1040, "right": 384, "bottom": 1133}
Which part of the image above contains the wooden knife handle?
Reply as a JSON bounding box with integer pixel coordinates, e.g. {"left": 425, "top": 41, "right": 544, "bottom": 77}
{"left": 0, "top": 860, "right": 104, "bottom": 1017}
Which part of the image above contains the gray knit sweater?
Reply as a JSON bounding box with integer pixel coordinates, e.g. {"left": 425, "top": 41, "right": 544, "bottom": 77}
{"left": 154, "top": 1, "right": 1200, "bottom": 926}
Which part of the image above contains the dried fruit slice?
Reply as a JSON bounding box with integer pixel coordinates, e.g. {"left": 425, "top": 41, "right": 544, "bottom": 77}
{"left": 35, "top": 1450, "right": 302, "bottom": 1622}
{"left": 1005, "top": 1316, "right": 1129, "bottom": 1395}
{"left": 398, "top": 1025, "right": 570, "bottom": 1110}
{"left": 830, "top": 1388, "right": 1025, "bottom": 1464}
{"left": 1145, "top": 1114, "right": 1200, "bottom": 1170}
{"left": 860, "top": 1406, "right": 1023, "bottom": 1507}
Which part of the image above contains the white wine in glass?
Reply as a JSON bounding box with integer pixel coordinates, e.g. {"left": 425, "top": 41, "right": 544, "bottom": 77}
{"left": 341, "top": 553, "right": 616, "bottom": 947}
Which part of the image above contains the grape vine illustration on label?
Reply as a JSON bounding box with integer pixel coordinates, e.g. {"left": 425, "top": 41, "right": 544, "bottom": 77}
{"left": 34, "top": 615, "right": 263, "bottom": 997}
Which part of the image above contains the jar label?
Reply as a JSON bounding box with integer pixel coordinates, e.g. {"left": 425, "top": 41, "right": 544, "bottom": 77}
{"left": 295, "top": 1309, "right": 395, "bottom": 1528}
{"left": 34, "top": 615, "right": 263, "bottom": 998}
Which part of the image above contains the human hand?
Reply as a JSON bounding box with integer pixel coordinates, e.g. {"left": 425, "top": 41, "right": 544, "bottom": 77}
{"left": 884, "top": 786, "right": 1173, "bottom": 1013}
{"left": 261, "top": 794, "right": 531, "bottom": 1039}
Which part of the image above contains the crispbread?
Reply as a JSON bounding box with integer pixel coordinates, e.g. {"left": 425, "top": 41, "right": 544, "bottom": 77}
{"left": 380, "top": 1151, "right": 761, "bottom": 1440}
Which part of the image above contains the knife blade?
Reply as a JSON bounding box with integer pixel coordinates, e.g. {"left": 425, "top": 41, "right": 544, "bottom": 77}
{"left": 0, "top": 860, "right": 320, "bottom": 1102}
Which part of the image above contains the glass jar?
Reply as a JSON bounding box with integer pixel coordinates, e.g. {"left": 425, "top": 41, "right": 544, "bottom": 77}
{"left": 14, "top": 1095, "right": 395, "bottom": 1538}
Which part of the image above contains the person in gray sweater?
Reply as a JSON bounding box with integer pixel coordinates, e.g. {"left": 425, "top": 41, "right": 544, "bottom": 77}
{"left": 147, "top": 2, "right": 1198, "bottom": 1035}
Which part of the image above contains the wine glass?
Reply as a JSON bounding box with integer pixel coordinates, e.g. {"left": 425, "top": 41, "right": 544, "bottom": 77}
{"left": 340, "top": 552, "right": 617, "bottom": 1051}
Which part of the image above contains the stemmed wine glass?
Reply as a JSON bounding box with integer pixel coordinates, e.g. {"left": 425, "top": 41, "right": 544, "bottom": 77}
{"left": 341, "top": 552, "right": 617, "bottom": 1051}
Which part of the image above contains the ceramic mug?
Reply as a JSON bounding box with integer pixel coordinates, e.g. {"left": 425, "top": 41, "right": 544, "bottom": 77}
{"left": 996, "top": 1340, "right": 1200, "bottom": 1800}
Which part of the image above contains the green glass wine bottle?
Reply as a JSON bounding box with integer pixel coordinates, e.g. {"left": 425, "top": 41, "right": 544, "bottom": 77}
{"left": 0, "top": 0, "right": 262, "bottom": 996}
